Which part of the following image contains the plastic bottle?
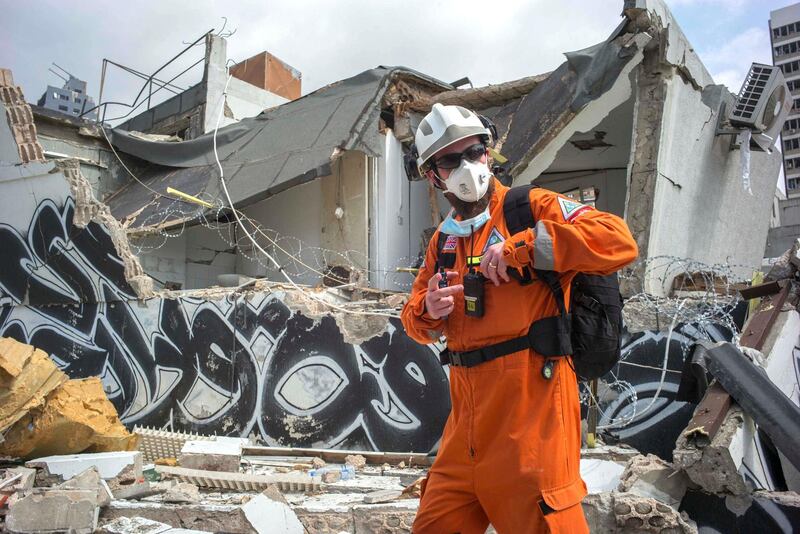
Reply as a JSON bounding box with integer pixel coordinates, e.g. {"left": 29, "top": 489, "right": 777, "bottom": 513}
{"left": 309, "top": 464, "right": 355, "bottom": 480}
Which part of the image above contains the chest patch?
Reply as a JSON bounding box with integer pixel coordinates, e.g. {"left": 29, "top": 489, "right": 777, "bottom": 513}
{"left": 558, "top": 197, "right": 591, "bottom": 222}
{"left": 482, "top": 227, "right": 505, "bottom": 253}
{"left": 442, "top": 235, "right": 458, "bottom": 252}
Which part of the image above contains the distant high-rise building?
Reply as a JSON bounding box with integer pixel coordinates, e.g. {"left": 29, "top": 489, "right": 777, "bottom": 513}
{"left": 36, "top": 66, "right": 97, "bottom": 121}
{"left": 770, "top": 3, "right": 800, "bottom": 198}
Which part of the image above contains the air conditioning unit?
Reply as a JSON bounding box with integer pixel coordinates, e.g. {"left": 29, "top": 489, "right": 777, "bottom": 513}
{"left": 729, "top": 63, "right": 792, "bottom": 152}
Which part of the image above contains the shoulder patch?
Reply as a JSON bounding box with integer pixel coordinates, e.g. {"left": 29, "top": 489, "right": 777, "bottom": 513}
{"left": 482, "top": 227, "right": 505, "bottom": 253}
{"left": 558, "top": 196, "right": 592, "bottom": 222}
{"left": 443, "top": 235, "right": 458, "bottom": 251}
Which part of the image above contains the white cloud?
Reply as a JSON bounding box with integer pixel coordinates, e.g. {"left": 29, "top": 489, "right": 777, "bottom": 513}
{"left": 0, "top": 0, "right": 623, "bottom": 112}
{"left": 694, "top": 26, "right": 773, "bottom": 90}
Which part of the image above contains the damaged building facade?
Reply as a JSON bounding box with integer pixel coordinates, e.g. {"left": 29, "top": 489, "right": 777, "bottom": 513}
{"left": 1, "top": 0, "right": 799, "bottom": 531}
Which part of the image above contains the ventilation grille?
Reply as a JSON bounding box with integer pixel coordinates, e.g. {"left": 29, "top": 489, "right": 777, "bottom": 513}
{"left": 732, "top": 64, "right": 775, "bottom": 120}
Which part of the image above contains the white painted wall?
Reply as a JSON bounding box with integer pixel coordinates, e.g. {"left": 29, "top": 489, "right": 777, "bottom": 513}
{"left": 237, "top": 178, "right": 323, "bottom": 286}
{"left": 204, "top": 35, "right": 288, "bottom": 133}
{"left": 645, "top": 78, "right": 782, "bottom": 294}
{"left": 132, "top": 233, "right": 187, "bottom": 289}
{"left": 185, "top": 223, "right": 237, "bottom": 289}
{"left": 535, "top": 169, "right": 627, "bottom": 218}
{"left": 371, "top": 130, "right": 435, "bottom": 291}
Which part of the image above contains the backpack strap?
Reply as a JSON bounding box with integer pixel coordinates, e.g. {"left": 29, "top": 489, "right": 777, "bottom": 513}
{"left": 503, "top": 184, "right": 536, "bottom": 236}
{"left": 433, "top": 231, "right": 456, "bottom": 271}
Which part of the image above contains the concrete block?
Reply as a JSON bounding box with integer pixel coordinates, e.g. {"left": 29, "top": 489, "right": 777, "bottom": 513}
{"left": 163, "top": 481, "right": 200, "bottom": 503}
{"left": 7, "top": 489, "right": 98, "bottom": 533}
{"left": 107, "top": 462, "right": 151, "bottom": 500}
{"left": 57, "top": 466, "right": 112, "bottom": 507}
{"left": 179, "top": 439, "right": 241, "bottom": 472}
{"left": 617, "top": 454, "right": 689, "bottom": 508}
{"left": 241, "top": 487, "right": 305, "bottom": 534}
{"left": 27, "top": 451, "right": 142, "bottom": 482}
{"left": 352, "top": 503, "right": 417, "bottom": 534}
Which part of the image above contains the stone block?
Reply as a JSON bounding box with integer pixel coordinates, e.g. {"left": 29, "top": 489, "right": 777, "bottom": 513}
{"left": 28, "top": 451, "right": 142, "bottom": 482}
{"left": 7, "top": 489, "right": 98, "bottom": 533}
{"left": 179, "top": 439, "right": 241, "bottom": 472}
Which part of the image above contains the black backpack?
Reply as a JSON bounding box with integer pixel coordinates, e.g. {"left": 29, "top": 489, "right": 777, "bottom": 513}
{"left": 435, "top": 185, "right": 623, "bottom": 381}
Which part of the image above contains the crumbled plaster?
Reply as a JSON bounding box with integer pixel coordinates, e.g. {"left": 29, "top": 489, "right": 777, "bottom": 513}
{"left": 55, "top": 159, "right": 154, "bottom": 299}
{"left": 282, "top": 289, "right": 390, "bottom": 345}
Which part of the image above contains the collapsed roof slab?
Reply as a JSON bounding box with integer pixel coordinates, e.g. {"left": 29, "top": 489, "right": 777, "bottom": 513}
{"left": 104, "top": 67, "right": 452, "bottom": 232}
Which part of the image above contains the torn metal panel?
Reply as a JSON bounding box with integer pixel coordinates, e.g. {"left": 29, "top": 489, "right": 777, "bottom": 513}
{"left": 105, "top": 67, "right": 452, "bottom": 229}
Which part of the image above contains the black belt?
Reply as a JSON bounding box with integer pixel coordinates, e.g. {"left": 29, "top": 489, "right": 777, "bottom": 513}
{"left": 439, "top": 315, "right": 572, "bottom": 368}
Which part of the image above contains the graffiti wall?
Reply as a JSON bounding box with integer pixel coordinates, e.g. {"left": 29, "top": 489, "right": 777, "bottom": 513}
{"left": 0, "top": 161, "right": 744, "bottom": 459}
{"left": 0, "top": 167, "right": 451, "bottom": 452}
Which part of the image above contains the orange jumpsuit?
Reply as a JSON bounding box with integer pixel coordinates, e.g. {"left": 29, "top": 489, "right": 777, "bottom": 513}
{"left": 401, "top": 179, "right": 638, "bottom": 533}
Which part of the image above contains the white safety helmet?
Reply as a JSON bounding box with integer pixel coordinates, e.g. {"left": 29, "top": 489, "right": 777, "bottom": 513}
{"left": 415, "top": 103, "right": 492, "bottom": 172}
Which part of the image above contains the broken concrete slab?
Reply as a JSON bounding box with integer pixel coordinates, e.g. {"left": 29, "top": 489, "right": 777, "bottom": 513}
{"left": 100, "top": 500, "right": 253, "bottom": 533}
{"left": 673, "top": 404, "right": 750, "bottom": 496}
{"left": 156, "top": 465, "right": 320, "bottom": 492}
{"left": 241, "top": 486, "right": 305, "bottom": 534}
{"left": 27, "top": 450, "right": 143, "bottom": 482}
{"left": 7, "top": 489, "right": 98, "bottom": 533}
{"left": 582, "top": 491, "right": 697, "bottom": 533}
{"left": 617, "top": 454, "right": 689, "bottom": 508}
{"left": 179, "top": 438, "right": 242, "bottom": 472}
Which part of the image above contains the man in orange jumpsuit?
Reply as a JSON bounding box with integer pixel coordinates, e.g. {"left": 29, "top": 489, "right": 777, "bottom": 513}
{"left": 401, "top": 103, "right": 638, "bottom": 533}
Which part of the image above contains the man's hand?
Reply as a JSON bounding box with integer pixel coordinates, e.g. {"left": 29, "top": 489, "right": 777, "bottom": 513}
{"left": 425, "top": 271, "right": 463, "bottom": 320}
{"left": 480, "top": 243, "right": 510, "bottom": 286}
